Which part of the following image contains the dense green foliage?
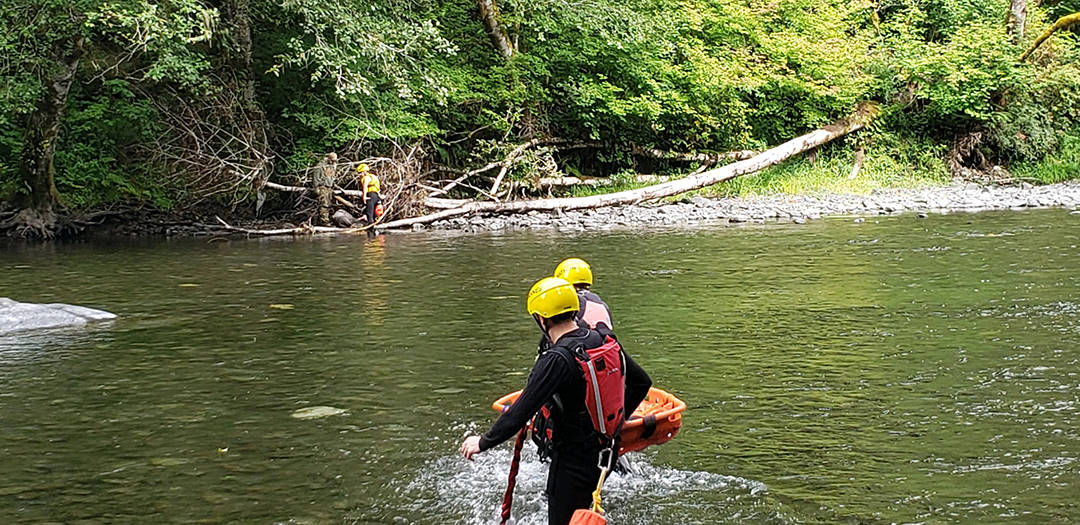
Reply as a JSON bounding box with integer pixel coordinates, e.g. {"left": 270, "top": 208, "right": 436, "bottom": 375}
{"left": 2, "top": 0, "right": 1079, "bottom": 210}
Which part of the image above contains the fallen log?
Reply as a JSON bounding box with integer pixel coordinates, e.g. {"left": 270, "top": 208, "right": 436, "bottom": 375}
{"left": 426, "top": 197, "right": 469, "bottom": 209}
{"left": 263, "top": 181, "right": 366, "bottom": 198}
{"left": 631, "top": 146, "right": 758, "bottom": 163}
{"left": 212, "top": 216, "right": 365, "bottom": 235}
{"left": 334, "top": 195, "right": 361, "bottom": 211}
{"left": 376, "top": 104, "right": 877, "bottom": 231}
{"left": 537, "top": 175, "right": 672, "bottom": 188}
{"left": 205, "top": 105, "right": 873, "bottom": 237}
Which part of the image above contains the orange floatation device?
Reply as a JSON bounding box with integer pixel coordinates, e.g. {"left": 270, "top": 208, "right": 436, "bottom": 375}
{"left": 492, "top": 386, "right": 686, "bottom": 456}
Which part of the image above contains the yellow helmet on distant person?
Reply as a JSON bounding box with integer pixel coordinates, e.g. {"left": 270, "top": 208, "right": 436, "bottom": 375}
{"left": 527, "top": 277, "right": 580, "bottom": 318}
{"left": 356, "top": 163, "right": 369, "bottom": 172}
{"left": 554, "top": 258, "right": 593, "bottom": 286}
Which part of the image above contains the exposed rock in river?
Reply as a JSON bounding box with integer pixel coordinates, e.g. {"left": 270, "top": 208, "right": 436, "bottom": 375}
{"left": 0, "top": 298, "right": 116, "bottom": 336}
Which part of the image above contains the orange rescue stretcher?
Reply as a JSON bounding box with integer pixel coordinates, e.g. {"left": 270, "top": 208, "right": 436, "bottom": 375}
{"left": 492, "top": 387, "right": 686, "bottom": 455}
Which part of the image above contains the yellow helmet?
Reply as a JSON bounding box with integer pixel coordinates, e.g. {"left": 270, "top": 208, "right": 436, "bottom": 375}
{"left": 527, "top": 277, "right": 580, "bottom": 318}
{"left": 356, "top": 163, "right": 369, "bottom": 172}
{"left": 554, "top": 258, "right": 593, "bottom": 286}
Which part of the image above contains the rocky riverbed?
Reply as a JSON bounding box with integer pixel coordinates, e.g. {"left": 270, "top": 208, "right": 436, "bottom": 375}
{"left": 421, "top": 181, "right": 1080, "bottom": 233}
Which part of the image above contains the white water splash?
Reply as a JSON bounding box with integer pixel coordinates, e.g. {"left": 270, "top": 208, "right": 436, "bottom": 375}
{"left": 403, "top": 444, "right": 774, "bottom": 524}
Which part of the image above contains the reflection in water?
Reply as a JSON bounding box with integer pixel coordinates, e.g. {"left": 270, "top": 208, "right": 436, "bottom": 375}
{"left": 0, "top": 209, "right": 1079, "bottom": 523}
{"left": 361, "top": 234, "right": 389, "bottom": 326}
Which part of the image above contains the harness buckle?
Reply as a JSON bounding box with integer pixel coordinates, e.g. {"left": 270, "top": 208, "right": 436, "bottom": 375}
{"left": 597, "top": 447, "right": 613, "bottom": 470}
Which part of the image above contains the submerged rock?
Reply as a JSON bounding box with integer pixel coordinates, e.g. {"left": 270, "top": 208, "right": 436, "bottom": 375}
{"left": 0, "top": 298, "right": 116, "bottom": 336}
{"left": 290, "top": 406, "right": 348, "bottom": 419}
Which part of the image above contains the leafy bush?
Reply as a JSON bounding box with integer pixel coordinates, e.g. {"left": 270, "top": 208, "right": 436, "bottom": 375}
{"left": 5, "top": 0, "right": 1080, "bottom": 213}
{"left": 53, "top": 80, "right": 168, "bottom": 208}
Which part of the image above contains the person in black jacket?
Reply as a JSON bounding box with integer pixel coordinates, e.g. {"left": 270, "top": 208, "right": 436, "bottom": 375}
{"left": 461, "top": 277, "right": 651, "bottom": 525}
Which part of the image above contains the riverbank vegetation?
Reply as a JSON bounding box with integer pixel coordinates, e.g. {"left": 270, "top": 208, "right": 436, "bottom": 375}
{"left": 2, "top": 0, "right": 1080, "bottom": 236}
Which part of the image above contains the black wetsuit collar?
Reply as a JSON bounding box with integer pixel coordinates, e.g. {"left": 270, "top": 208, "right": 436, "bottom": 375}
{"left": 552, "top": 327, "right": 590, "bottom": 345}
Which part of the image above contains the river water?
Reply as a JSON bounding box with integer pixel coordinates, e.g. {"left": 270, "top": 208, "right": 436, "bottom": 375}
{"left": 1, "top": 210, "right": 1078, "bottom": 524}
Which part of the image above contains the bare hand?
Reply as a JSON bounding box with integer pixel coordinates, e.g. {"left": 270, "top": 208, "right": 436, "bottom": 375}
{"left": 460, "top": 435, "right": 482, "bottom": 460}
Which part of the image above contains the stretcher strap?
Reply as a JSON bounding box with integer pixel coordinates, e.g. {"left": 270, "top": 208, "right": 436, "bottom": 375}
{"left": 640, "top": 414, "right": 658, "bottom": 439}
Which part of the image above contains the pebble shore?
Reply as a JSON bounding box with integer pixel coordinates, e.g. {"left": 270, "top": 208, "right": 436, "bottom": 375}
{"left": 421, "top": 181, "right": 1080, "bottom": 232}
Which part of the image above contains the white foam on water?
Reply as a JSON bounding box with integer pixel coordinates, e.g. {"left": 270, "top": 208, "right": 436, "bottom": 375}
{"left": 404, "top": 444, "right": 776, "bottom": 524}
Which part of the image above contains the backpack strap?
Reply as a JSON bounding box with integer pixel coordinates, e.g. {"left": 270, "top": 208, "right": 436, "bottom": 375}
{"left": 542, "top": 343, "right": 578, "bottom": 367}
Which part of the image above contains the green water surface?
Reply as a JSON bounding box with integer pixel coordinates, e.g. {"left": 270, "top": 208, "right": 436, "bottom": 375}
{"left": 1, "top": 210, "right": 1078, "bottom": 524}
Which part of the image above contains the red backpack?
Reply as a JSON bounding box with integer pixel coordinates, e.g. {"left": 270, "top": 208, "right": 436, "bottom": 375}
{"left": 531, "top": 335, "right": 627, "bottom": 458}
{"left": 570, "top": 335, "right": 626, "bottom": 440}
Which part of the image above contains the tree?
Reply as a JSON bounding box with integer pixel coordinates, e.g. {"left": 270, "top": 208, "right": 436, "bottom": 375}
{"left": 476, "top": 0, "right": 515, "bottom": 58}
{"left": 1, "top": 2, "right": 90, "bottom": 236}
{"left": 1, "top": 0, "right": 218, "bottom": 237}
{"left": 1007, "top": 0, "right": 1028, "bottom": 42}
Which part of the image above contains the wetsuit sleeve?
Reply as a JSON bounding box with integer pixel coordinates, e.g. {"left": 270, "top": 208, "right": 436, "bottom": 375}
{"left": 622, "top": 350, "right": 652, "bottom": 418}
{"left": 479, "top": 352, "right": 575, "bottom": 451}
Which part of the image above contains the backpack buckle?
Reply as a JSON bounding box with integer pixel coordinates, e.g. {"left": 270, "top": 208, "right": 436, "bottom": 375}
{"left": 597, "top": 447, "right": 613, "bottom": 470}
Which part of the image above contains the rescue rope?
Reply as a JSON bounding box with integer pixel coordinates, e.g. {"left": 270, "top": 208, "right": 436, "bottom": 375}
{"left": 499, "top": 427, "right": 529, "bottom": 525}
{"left": 590, "top": 448, "right": 613, "bottom": 514}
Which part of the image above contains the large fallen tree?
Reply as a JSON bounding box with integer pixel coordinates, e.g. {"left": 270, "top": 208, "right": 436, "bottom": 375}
{"left": 211, "top": 104, "right": 875, "bottom": 236}
{"left": 374, "top": 104, "right": 877, "bottom": 231}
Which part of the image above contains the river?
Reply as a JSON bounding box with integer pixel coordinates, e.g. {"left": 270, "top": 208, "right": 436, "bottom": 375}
{"left": 2, "top": 210, "right": 1078, "bottom": 524}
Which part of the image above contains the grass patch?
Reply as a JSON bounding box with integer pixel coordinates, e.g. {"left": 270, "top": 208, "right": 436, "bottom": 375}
{"left": 1010, "top": 132, "right": 1080, "bottom": 185}
{"left": 702, "top": 137, "right": 949, "bottom": 198}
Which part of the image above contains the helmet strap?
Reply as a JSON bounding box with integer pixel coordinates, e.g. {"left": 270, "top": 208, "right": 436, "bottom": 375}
{"left": 533, "top": 314, "right": 551, "bottom": 341}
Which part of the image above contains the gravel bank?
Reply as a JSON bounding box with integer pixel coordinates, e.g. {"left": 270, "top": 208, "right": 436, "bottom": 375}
{"left": 420, "top": 181, "right": 1080, "bottom": 233}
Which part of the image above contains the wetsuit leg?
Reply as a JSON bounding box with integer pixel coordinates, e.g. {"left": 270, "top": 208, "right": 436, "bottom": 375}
{"left": 364, "top": 191, "right": 381, "bottom": 223}
{"left": 546, "top": 445, "right": 603, "bottom": 525}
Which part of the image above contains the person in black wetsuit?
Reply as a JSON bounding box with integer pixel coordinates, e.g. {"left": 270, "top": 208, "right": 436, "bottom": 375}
{"left": 460, "top": 277, "right": 652, "bottom": 525}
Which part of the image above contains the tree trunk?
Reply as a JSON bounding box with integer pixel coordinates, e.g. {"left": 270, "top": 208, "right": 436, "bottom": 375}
{"left": 229, "top": 0, "right": 256, "bottom": 103}
{"left": 1020, "top": 12, "right": 1080, "bottom": 61}
{"left": 13, "top": 37, "right": 84, "bottom": 237}
{"left": 476, "top": 0, "right": 514, "bottom": 59}
{"left": 226, "top": 0, "right": 269, "bottom": 172}
{"left": 375, "top": 104, "right": 878, "bottom": 231}
{"left": 1007, "top": 0, "right": 1027, "bottom": 42}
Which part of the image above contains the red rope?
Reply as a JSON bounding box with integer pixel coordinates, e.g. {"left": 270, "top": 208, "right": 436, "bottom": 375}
{"left": 500, "top": 428, "right": 529, "bottom": 525}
